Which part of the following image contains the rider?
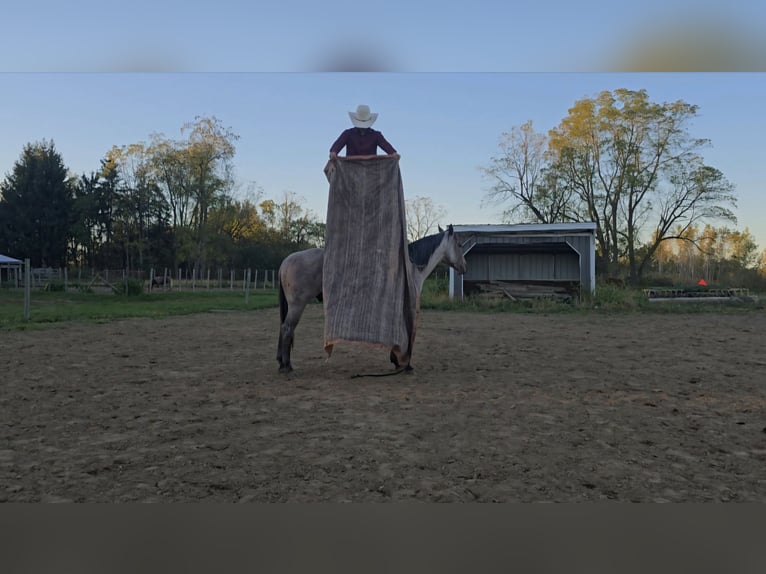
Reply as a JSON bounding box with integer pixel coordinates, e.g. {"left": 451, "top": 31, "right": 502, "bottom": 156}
{"left": 329, "top": 104, "right": 398, "bottom": 158}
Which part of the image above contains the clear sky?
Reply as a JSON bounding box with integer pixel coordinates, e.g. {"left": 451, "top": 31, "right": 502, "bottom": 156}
{"left": 1, "top": 73, "right": 764, "bottom": 250}
{"left": 2, "top": 2, "right": 765, "bottom": 72}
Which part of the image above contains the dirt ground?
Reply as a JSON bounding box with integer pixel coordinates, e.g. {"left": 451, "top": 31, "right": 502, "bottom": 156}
{"left": 2, "top": 304, "right": 765, "bottom": 502}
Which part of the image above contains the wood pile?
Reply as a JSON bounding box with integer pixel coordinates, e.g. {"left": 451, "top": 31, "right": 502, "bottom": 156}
{"left": 474, "top": 280, "right": 575, "bottom": 302}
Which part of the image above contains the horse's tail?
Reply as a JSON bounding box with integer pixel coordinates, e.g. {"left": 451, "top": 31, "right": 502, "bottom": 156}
{"left": 279, "top": 280, "right": 288, "bottom": 325}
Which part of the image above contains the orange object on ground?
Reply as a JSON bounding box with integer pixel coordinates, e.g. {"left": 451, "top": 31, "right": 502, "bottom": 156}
{"left": 697, "top": 278, "right": 708, "bottom": 286}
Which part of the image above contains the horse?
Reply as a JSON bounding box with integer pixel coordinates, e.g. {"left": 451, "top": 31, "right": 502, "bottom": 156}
{"left": 150, "top": 274, "right": 173, "bottom": 290}
{"left": 277, "top": 224, "right": 468, "bottom": 373}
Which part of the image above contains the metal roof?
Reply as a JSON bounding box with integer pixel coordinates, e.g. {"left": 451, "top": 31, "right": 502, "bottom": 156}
{"left": 453, "top": 223, "right": 596, "bottom": 234}
{"left": 0, "top": 254, "right": 23, "bottom": 264}
{"left": 467, "top": 241, "right": 577, "bottom": 255}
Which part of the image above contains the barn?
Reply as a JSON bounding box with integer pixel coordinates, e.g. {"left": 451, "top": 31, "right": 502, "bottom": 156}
{"left": 449, "top": 223, "right": 596, "bottom": 301}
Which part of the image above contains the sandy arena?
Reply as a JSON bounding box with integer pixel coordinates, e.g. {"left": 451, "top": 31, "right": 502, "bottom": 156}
{"left": 2, "top": 304, "right": 765, "bottom": 502}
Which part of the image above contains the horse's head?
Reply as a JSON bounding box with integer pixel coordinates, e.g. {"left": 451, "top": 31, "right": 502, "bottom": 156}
{"left": 441, "top": 224, "right": 467, "bottom": 275}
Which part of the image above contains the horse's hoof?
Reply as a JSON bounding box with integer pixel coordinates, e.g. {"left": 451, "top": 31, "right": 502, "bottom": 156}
{"left": 278, "top": 365, "right": 293, "bottom": 374}
{"left": 404, "top": 365, "right": 414, "bottom": 372}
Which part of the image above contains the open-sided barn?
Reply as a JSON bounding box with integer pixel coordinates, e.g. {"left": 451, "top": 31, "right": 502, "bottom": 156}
{"left": 450, "top": 223, "right": 596, "bottom": 301}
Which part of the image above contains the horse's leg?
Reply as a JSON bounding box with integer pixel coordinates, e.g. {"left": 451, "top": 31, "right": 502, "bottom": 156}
{"left": 277, "top": 282, "right": 289, "bottom": 370}
{"left": 278, "top": 321, "right": 294, "bottom": 373}
{"left": 390, "top": 346, "right": 413, "bottom": 372}
{"left": 279, "top": 299, "right": 310, "bottom": 373}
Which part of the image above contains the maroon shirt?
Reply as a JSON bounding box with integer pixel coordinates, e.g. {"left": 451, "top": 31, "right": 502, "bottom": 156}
{"left": 330, "top": 128, "right": 397, "bottom": 156}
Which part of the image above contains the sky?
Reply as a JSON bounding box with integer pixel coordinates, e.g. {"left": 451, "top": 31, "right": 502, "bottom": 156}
{"left": 1, "top": 1, "right": 765, "bottom": 252}
{"left": 1, "top": 73, "right": 764, "bottom": 251}
{"left": 1, "top": 1, "right": 765, "bottom": 72}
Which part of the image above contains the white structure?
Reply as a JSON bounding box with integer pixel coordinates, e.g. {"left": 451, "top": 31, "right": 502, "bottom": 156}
{"left": 450, "top": 223, "right": 597, "bottom": 299}
{"left": 0, "top": 254, "right": 23, "bottom": 287}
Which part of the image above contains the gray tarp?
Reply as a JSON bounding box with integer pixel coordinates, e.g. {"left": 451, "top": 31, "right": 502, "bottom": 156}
{"left": 322, "top": 155, "right": 417, "bottom": 365}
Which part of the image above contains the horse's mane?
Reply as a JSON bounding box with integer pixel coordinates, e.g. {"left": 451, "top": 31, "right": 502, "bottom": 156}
{"left": 408, "top": 230, "right": 445, "bottom": 268}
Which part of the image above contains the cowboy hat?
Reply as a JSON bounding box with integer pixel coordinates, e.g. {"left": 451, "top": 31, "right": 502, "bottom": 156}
{"left": 349, "top": 104, "right": 378, "bottom": 128}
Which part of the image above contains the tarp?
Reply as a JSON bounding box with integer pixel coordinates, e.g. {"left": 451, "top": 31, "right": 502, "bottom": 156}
{"left": 322, "top": 155, "right": 417, "bottom": 365}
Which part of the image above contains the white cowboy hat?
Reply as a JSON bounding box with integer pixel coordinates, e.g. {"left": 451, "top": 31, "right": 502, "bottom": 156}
{"left": 349, "top": 104, "right": 378, "bottom": 128}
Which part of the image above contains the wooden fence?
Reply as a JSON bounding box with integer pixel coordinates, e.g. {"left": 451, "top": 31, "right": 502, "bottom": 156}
{"left": 14, "top": 267, "right": 279, "bottom": 292}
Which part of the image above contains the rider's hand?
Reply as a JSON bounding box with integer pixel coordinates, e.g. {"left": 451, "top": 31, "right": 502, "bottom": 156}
{"left": 329, "top": 152, "right": 338, "bottom": 159}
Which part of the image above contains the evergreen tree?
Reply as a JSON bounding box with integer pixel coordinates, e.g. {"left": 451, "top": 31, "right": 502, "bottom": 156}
{"left": 0, "top": 140, "right": 74, "bottom": 266}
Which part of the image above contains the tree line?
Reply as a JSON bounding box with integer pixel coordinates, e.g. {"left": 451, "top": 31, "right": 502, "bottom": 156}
{"left": 0, "top": 116, "right": 325, "bottom": 273}
{"left": 2, "top": 93, "right": 764, "bottom": 289}
{"left": 483, "top": 88, "right": 765, "bottom": 286}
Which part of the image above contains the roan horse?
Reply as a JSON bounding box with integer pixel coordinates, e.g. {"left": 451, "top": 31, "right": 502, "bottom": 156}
{"left": 276, "top": 224, "right": 467, "bottom": 373}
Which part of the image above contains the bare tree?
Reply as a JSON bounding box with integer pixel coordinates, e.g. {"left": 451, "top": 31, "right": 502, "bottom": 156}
{"left": 405, "top": 195, "right": 447, "bottom": 240}
{"left": 482, "top": 120, "right": 574, "bottom": 224}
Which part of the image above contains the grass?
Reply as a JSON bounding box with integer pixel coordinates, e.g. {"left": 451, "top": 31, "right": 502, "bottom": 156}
{"left": 2, "top": 279, "right": 762, "bottom": 332}
{"left": 419, "top": 280, "right": 764, "bottom": 315}
{"left": 0, "top": 288, "right": 279, "bottom": 331}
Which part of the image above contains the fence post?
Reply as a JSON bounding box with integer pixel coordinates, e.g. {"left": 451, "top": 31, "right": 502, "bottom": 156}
{"left": 207, "top": 269, "right": 211, "bottom": 290}
{"left": 245, "top": 269, "right": 251, "bottom": 304}
{"left": 178, "top": 268, "right": 182, "bottom": 291}
{"left": 23, "top": 259, "right": 30, "bottom": 321}
{"left": 230, "top": 269, "right": 234, "bottom": 290}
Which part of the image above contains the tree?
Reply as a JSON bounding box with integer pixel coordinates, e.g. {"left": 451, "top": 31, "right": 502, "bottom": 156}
{"left": 482, "top": 121, "right": 573, "bottom": 224}
{"left": 487, "top": 89, "right": 737, "bottom": 283}
{"left": 405, "top": 195, "right": 447, "bottom": 240}
{"left": 71, "top": 171, "right": 101, "bottom": 267}
{"left": 108, "top": 144, "right": 170, "bottom": 270}
{"left": 147, "top": 116, "right": 239, "bottom": 272}
{"left": 551, "top": 89, "right": 737, "bottom": 282}
{"left": 70, "top": 156, "right": 124, "bottom": 268}
{"left": 0, "top": 140, "right": 74, "bottom": 266}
